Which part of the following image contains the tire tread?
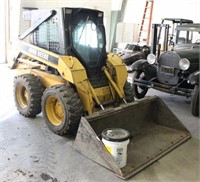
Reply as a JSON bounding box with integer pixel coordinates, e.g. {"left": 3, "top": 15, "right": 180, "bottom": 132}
{"left": 14, "top": 74, "right": 44, "bottom": 117}
{"left": 42, "top": 84, "right": 82, "bottom": 135}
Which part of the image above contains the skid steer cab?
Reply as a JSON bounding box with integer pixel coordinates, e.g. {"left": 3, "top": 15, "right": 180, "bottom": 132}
{"left": 11, "top": 8, "right": 191, "bottom": 179}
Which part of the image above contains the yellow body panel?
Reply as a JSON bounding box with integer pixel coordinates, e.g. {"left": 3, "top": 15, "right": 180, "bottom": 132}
{"left": 94, "top": 86, "right": 112, "bottom": 103}
{"left": 58, "top": 56, "right": 87, "bottom": 84}
{"left": 31, "top": 70, "right": 66, "bottom": 87}
{"left": 16, "top": 69, "right": 66, "bottom": 87}
{"left": 19, "top": 41, "right": 59, "bottom": 69}
{"left": 106, "top": 53, "right": 128, "bottom": 95}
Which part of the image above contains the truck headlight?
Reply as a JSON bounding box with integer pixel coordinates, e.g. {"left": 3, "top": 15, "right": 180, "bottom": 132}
{"left": 179, "top": 58, "right": 190, "bottom": 70}
{"left": 147, "top": 54, "right": 156, "bottom": 64}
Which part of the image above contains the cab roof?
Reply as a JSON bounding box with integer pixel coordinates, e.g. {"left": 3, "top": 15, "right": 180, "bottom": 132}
{"left": 176, "top": 23, "right": 200, "bottom": 32}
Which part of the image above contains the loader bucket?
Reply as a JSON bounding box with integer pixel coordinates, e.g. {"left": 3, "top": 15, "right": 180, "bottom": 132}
{"left": 74, "top": 96, "right": 191, "bottom": 179}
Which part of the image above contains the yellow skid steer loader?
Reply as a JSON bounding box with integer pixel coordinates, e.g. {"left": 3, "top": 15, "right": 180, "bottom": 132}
{"left": 11, "top": 8, "right": 191, "bottom": 179}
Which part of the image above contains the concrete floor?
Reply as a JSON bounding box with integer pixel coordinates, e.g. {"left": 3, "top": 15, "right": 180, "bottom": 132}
{"left": 0, "top": 64, "right": 199, "bottom": 182}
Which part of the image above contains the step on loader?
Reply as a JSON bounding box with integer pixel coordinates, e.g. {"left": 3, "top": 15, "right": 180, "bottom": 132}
{"left": 11, "top": 8, "right": 191, "bottom": 179}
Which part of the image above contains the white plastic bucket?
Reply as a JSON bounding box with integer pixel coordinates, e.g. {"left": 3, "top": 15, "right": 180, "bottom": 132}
{"left": 102, "top": 128, "right": 130, "bottom": 168}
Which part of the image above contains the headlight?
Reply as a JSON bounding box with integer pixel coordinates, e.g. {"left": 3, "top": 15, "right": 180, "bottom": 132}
{"left": 179, "top": 58, "right": 190, "bottom": 70}
{"left": 147, "top": 54, "right": 156, "bottom": 64}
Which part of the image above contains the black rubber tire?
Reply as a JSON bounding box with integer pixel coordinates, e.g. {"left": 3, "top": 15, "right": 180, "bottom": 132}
{"left": 132, "top": 70, "right": 148, "bottom": 99}
{"left": 124, "top": 82, "right": 135, "bottom": 103}
{"left": 191, "top": 85, "right": 199, "bottom": 117}
{"left": 42, "top": 84, "right": 83, "bottom": 135}
{"left": 14, "top": 74, "right": 44, "bottom": 117}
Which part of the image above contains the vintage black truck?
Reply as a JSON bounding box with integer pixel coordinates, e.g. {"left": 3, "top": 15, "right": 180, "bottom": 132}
{"left": 129, "top": 23, "right": 200, "bottom": 117}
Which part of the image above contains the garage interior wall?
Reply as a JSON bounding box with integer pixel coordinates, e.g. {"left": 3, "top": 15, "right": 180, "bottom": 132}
{"left": 5, "top": 0, "right": 21, "bottom": 64}
{"left": 0, "top": 0, "right": 6, "bottom": 63}
{"left": 123, "top": 0, "right": 200, "bottom": 24}
{"left": 120, "top": 0, "right": 200, "bottom": 48}
{"left": 7, "top": 0, "right": 200, "bottom": 59}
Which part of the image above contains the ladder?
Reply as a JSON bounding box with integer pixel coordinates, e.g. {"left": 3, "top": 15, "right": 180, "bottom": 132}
{"left": 137, "top": 0, "right": 154, "bottom": 45}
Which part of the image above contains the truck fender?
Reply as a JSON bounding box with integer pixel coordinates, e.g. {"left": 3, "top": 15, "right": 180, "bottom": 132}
{"left": 130, "top": 59, "right": 156, "bottom": 79}
{"left": 188, "top": 71, "right": 200, "bottom": 85}
{"left": 130, "top": 59, "right": 148, "bottom": 71}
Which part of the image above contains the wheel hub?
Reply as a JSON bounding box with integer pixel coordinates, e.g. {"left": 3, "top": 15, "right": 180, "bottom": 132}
{"left": 16, "top": 84, "right": 29, "bottom": 109}
{"left": 46, "top": 96, "right": 64, "bottom": 126}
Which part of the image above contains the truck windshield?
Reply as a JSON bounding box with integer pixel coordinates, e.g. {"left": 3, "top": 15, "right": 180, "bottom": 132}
{"left": 72, "top": 18, "right": 104, "bottom": 67}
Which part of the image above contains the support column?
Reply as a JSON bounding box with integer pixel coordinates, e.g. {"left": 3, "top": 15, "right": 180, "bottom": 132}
{"left": 0, "top": 0, "right": 6, "bottom": 63}
{"left": 109, "top": 0, "right": 128, "bottom": 52}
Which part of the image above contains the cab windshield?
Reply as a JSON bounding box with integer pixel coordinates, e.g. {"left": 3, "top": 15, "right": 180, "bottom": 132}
{"left": 72, "top": 17, "right": 104, "bottom": 67}
{"left": 176, "top": 30, "right": 200, "bottom": 44}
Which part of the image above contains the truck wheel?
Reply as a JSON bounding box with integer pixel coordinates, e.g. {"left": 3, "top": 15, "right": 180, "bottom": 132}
{"left": 191, "top": 85, "right": 199, "bottom": 117}
{"left": 124, "top": 82, "right": 135, "bottom": 102}
{"left": 132, "top": 70, "right": 148, "bottom": 99}
{"left": 14, "top": 74, "right": 43, "bottom": 117}
{"left": 42, "top": 84, "right": 82, "bottom": 135}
